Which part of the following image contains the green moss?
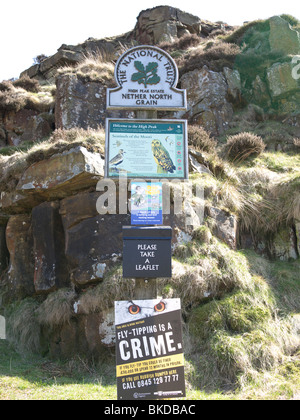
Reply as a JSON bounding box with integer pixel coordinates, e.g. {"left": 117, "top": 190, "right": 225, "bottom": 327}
{"left": 271, "top": 260, "right": 300, "bottom": 313}
{"left": 224, "top": 19, "right": 270, "bottom": 45}
{"left": 252, "top": 152, "right": 300, "bottom": 173}
{"left": 189, "top": 280, "right": 274, "bottom": 340}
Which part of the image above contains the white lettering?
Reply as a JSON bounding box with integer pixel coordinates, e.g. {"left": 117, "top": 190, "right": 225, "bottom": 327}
{"left": 119, "top": 340, "right": 130, "bottom": 361}
{"left": 131, "top": 338, "right": 143, "bottom": 359}
{"left": 292, "top": 55, "right": 300, "bottom": 80}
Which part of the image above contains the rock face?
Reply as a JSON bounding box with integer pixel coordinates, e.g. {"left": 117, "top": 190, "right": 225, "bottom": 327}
{"left": 32, "top": 201, "right": 69, "bottom": 293}
{"left": 267, "top": 62, "right": 299, "bottom": 99}
{"left": 5, "top": 215, "right": 35, "bottom": 300}
{"left": 16, "top": 146, "right": 105, "bottom": 200}
{"left": 55, "top": 74, "right": 108, "bottom": 130}
{"left": 269, "top": 16, "right": 300, "bottom": 55}
{"left": 266, "top": 62, "right": 300, "bottom": 113}
{"left": 207, "top": 206, "right": 237, "bottom": 250}
{"left": 3, "top": 109, "right": 53, "bottom": 146}
{"left": 60, "top": 191, "right": 130, "bottom": 285}
{"left": 179, "top": 66, "right": 234, "bottom": 135}
{"left": 134, "top": 6, "right": 201, "bottom": 44}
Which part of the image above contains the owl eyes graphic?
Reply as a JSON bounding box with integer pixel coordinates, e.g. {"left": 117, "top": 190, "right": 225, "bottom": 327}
{"left": 128, "top": 303, "right": 141, "bottom": 315}
{"left": 128, "top": 301, "right": 166, "bottom": 316}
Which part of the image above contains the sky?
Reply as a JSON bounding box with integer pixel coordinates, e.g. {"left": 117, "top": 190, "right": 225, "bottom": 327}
{"left": 1, "top": 0, "right": 300, "bottom": 81}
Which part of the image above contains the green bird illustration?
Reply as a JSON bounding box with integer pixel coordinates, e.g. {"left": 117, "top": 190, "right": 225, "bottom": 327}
{"left": 151, "top": 140, "right": 176, "bottom": 173}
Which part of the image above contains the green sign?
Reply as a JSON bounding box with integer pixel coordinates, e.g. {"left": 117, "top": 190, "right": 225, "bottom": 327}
{"left": 105, "top": 119, "right": 188, "bottom": 179}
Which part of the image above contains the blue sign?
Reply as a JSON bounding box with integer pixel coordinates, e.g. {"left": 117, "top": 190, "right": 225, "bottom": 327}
{"left": 131, "top": 182, "right": 163, "bottom": 225}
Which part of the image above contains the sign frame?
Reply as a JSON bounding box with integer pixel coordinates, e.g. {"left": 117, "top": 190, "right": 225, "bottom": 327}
{"left": 105, "top": 118, "right": 189, "bottom": 180}
{"left": 107, "top": 45, "right": 187, "bottom": 111}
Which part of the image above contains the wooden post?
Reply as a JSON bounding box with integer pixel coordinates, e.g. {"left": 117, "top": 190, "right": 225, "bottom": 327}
{"left": 137, "top": 110, "right": 157, "bottom": 119}
{"left": 134, "top": 278, "right": 157, "bottom": 299}
{"left": 134, "top": 109, "right": 158, "bottom": 300}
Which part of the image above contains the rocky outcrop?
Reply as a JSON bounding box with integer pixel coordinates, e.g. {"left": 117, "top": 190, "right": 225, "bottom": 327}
{"left": 20, "top": 36, "right": 132, "bottom": 85}
{"left": 32, "top": 201, "right": 69, "bottom": 293}
{"left": 269, "top": 16, "right": 300, "bottom": 55}
{"left": 5, "top": 215, "right": 35, "bottom": 300}
{"left": 206, "top": 206, "right": 237, "bottom": 250}
{"left": 133, "top": 6, "right": 201, "bottom": 44}
{"left": 178, "top": 66, "right": 234, "bottom": 135}
{"left": 2, "top": 109, "right": 53, "bottom": 147}
{"left": 16, "top": 146, "right": 105, "bottom": 200}
{"left": 55, "top": 74, "right": 108, "bottom": 130}
{"left": 60, "top": 191, "right": 130, "bottom": 286}
{"left": 20, "top": 49, "right": 84, "bottom": 85}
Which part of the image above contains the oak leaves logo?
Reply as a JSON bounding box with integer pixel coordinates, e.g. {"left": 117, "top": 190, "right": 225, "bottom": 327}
{"left": 131, "top": 61, "right": 160, "bottom": 88}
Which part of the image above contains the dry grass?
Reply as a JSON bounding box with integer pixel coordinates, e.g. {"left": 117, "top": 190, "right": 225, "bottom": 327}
{"left": 185, "top": 247, "right": 300, "bottom": 390}
{"left": 5, "top": 298, "right": 41, "bottom": 353}
{"left": 159, "top": 33, "right": 202, "bottom": 52}
{"left": 225, "top": 132, "right": 266, "bottom": 162}
{"left": 37, "top": 289, "right": 77, "bottom": 326}
{"left": 58, "top": 53, "right": 115, "bottom": 86}
{"left": 266, "top": 173, "right": 300, "bottom": 227}
{"left": 12, "top": 76, "right": 40, "bottom": 93}
{"left": 0, "top": 82, "right": 54, "bottom": 113}
{"left": 78, "top": 266, "right": 134, "bottom": 315}
{"left": 161, "top": 238, "right": 254, "bottom": 314}
{"left": 26, "top": 127, "right": 105, "bottom": 164}
{"left": 188, "top": 125, "right": 217, "bottom": 153}
{"left": 238, "top": 171, "right": 300, "bottom": 236}
{"left": 177, "top": 40, "right": 240, "bottom": 74}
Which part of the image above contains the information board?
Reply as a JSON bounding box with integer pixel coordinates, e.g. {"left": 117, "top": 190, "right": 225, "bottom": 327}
{"left": 105, "top": 119, "right": 188, "bottom": 179}
{"left": 115, "top": 298, "right": 185, "bottom": 400}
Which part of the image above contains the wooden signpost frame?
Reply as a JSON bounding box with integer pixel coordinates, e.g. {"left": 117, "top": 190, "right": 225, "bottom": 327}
{"left": 106, "top": 45, "right": 187, "bottom": 399}
{"left": 105, "top": 43, "right": 188, "bottom": 297}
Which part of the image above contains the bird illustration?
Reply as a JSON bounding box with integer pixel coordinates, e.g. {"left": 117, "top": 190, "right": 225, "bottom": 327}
{"left": 151, "top": 140, "right": 176, "bottom": 173}
{"left": 113, "top": 140, "right": 122, "bottom": 148}
{"left": 109, "top": 149, "right": 125, "bottom": 167}
{"left": 131, "top": 185, "right": 146, "bottom": 208}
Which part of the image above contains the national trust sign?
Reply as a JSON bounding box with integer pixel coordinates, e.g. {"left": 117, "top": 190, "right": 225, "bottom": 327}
{"left": 107, "top": 45, "right": 187, "bottom": 111}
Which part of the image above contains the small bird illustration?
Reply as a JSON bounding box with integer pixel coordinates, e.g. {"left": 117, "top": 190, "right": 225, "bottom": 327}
{"left": 132, "top": 186, "right": 146, "bottom": 208}
{"left": 113, "top": 140, "right": 122, "bottom": 148}
{"left": 151, "top": 140, "right": 176, "bottom": 173}
{"left": 164, "top": 136, "right": 174, "bottom": 146}
{"left": 109, "top": 149, "right": 125, "bottom": 167}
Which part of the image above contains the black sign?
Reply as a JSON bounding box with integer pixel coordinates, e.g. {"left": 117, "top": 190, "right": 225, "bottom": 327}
{"left": 123, "top": 226, "right": 172, "bottom": 278}
{"left": 115, "top": 298, "right": 185, "bottom": 400}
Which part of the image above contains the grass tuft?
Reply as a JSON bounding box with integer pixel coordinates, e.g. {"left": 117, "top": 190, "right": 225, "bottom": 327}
{"left": 58, "top": 53, "right": 115, "bottom": 86}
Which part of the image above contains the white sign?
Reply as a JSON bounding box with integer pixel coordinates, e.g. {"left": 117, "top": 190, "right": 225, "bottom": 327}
{"left": 107, "top": 45, "right": 187, "bottom": 111}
